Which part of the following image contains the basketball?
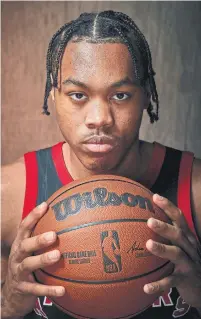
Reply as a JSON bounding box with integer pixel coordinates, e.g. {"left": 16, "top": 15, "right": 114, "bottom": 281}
{"left": 33, "top": 175, "right": 174, "bottom": 319}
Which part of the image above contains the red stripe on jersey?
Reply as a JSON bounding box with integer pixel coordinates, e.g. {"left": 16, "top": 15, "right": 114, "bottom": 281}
{"left": 143, "top": 143, "right": 166, "bottom": 189}
{"left": 22, "top": 152, "right": 38, "bottom": 220}
{"left": 177, "top": 152, "right": 198, "bottom": 238}
{"left": 51, "top": 142, "right": 73, "bottom": 185}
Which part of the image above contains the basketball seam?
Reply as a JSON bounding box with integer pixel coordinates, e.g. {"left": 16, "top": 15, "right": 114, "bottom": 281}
{"left": 48, "top": 179, "right": 154, "bottom": 205}
{"left": 36, "top": 260, "right": 171, "bottom": 284}
{"left": 56, "top": 219, "right": 148, "bottom": 235}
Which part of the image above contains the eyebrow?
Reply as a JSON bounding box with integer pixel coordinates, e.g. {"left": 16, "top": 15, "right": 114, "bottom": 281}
{"left": 62, "top": 78, "right": 88, "bottom": 89}
{"left": 62, "top": 76, "right": 137, "bottom": 89}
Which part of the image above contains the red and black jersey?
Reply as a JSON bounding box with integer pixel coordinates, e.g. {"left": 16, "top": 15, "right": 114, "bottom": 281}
{"left": 23, "top": 142, "right": 201, "bottom": 319}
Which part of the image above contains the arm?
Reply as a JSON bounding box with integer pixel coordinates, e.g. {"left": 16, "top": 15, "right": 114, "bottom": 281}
{"left": 1, "top": 159, "right": 25, "bottom": 319}
{"left": 1, "top": 158, "right": 25, "bottom": 286}
{"left": 1, "top": 159, "right": 65, "bottom": 319}
{"left": 143, "top": 158, "right": 201, "bottom": 316}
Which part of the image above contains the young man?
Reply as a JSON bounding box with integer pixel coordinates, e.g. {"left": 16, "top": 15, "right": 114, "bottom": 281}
{"left": 1, "top": 10, "right": 201, "bottom": 319}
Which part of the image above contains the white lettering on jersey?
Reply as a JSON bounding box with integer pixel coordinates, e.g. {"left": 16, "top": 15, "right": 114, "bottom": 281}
{"left": 34, "top": 298, "right": 48, "bottom": 318}
{"left": 152, "top": 288, "right": 174, "bottom": 307}
{"left": 172, "top": 297, "right": 190, "bottom": 318}
{"left": 43, "top": 297, "right": 53, "bottom": 306}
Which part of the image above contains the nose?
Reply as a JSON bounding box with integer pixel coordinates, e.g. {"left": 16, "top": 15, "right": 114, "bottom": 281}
{"left": 85, "top": 100, "right": 114, "bottom": 129}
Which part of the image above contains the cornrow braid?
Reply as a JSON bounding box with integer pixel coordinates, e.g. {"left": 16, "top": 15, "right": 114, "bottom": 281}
{"left": 111, "top": 23, "right": 140, "bottom": 81}
{"left": 43, "top": 21, "right": 75, "bottom": 115}
{"left": 42, "top": 10, "right": 159, "bottom": 123}
{"left": 113, "top": 11, "right": 159, "bottom": 121}
{"left": 52, "top": 20, "right": 84, "bottom": 88}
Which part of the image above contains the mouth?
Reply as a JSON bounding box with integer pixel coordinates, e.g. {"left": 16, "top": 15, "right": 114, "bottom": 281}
{"left": 82, "top": 136, "right": 118, "bottom": 154}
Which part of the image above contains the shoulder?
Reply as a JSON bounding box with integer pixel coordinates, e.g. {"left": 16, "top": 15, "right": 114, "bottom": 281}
{"left": 1, "top": 157, "right": 26, "bottom": 246}
{"left": 191, "top": 158, "right": 201, "bottom": 239}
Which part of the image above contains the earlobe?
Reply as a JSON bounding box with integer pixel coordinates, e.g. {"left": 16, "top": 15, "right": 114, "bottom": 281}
{"left": 50, "top": 73, "right": 55, "bottom": 102}
{"left": 50, "top": 88, "right": 55, "bottom": 102}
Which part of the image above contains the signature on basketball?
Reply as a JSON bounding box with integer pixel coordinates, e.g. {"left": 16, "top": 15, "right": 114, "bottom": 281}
{"left": 127, "top": 241, "right": 144, "bottom": 254}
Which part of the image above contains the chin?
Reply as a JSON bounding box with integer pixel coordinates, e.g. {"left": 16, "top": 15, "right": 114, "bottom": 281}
{"left": 82, "top": 156, "right": 119, "bottom": 173}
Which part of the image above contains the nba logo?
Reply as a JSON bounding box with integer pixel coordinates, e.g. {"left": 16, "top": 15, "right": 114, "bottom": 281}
{"left": 101, "top": 230, "right": 122, "bottom": 273}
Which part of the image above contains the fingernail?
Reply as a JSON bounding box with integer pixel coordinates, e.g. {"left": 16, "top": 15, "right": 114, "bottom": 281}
{"left": 148, "top": 218, "right": 159, "bottom": 228}
{"left": 155, "top": 194, "right": 164, "bottom": 201}
{"left": 48, "top": 250, "right": 60, "bottom": 260}
{"left": 44, "top": 232, "right": 55, "bottom": 242}
{"left": 145, "top": 284, "right": 155, "bottom": 293}
{"left": 56, "top": 287, "right": 65, "bottom": 296}
{"left": 38, "top": 202, "right": 47, "bottom": 210}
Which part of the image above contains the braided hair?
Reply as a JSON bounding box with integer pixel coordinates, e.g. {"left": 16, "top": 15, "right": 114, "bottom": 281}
{"left": 43, "top": 10, "right": 159, "bottom": 123}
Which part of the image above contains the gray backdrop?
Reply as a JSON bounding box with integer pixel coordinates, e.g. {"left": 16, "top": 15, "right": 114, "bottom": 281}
{"left": 2, "top": 1, "right": 201, "bottom": 164}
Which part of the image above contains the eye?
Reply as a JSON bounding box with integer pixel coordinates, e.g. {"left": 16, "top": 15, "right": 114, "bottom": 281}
{"left": 68, "top": 93, "right": 87, "bottom": 101}
{"left": 112, "top": 93, "right": 130, "bottom": 101}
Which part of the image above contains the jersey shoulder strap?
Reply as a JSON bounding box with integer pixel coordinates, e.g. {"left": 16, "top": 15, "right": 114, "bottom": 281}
{"left": 22, "top": 142, "right": 72, "bottom": 219}
{"left": 149, "top": 144, "right": 198, "bottom": 240}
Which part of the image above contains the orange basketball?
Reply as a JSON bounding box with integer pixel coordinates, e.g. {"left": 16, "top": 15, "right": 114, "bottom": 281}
{"left": 33, "top": 175, "right": 173, "bottom": 319}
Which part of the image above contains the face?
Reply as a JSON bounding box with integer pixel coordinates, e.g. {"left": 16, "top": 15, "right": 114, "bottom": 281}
{"left": 52, "top": 41, "right": 149, "bottom": 173}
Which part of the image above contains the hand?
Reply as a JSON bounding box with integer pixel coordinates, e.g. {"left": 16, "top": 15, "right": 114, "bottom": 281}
{"left": 1, "top": 202, "right": 65, "bottom": 319}
{"left": 144, "top": 194, "right": 201, "bottom": 308}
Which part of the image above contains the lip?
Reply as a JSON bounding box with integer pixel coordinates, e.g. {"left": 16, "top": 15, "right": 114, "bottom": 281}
{"left": 83, "top": 143, "right": 115, "bottom": 153}
{"left": 83, "top": 136, "right": 117, "bottom": 154}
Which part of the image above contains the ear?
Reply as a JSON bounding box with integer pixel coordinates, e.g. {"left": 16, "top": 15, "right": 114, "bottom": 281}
{"left": 50, "top": 73, "right": 55, "bottom": 102}
{"left": 50, "top": 88, "right": 55, "bottom": 102}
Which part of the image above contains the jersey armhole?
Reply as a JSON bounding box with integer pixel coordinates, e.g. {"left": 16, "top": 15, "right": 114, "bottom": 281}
{"left": 177, "top": 151, "right": 199, "bottom": 241}
{"left": 143, "top": 142, "right": 166, "bottom": 189}
{"left": 22, "top": 152, "right": 38, "bottom": 220}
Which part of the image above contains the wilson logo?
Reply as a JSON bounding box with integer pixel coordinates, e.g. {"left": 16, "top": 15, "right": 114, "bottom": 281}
{"left": 52, "top": 187, "right": 154, "bottom": 221}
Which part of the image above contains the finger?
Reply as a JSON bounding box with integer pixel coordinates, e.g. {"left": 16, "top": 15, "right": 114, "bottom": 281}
{"left": 144, "top": 275, "right": 178, "bottom": 295}
{"left": 16, "top": 202, "right": 48, "bottom": 241}
{"left": 18, "top": 281, "right": 65, "bottom": 297}
{"left": 15, "top": 231, "right": 57, "bottom": 262}
{"left": 153, "top": 194, "right": 194, "bottom": 238}
{"left": 153, "top": 194, "right": 199, "bottom": 248}
{"left": 147, "top": 218, "right": 199, "bottom": 262}
{"left": 18, "top": 250, "right": 61, "bottom": 277}
{"left": 146, "top": 239, "right": 189, "bottom": 265}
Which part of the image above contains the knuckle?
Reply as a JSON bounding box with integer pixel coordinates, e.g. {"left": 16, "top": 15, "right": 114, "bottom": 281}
{"left": 41, "top": 253, "right": 51, "bottom": 265}
{"left": 149, "top": 283, "right": 160, "bottom": 293}
{"left": 18, "top": 260, "right": 28, "bottom": 273}
{"left": 175, "top": 228, "right": 183, "bottom": 241}
{"left": 189, "top": 235, "right": 198, "bottom": 246}
{"left": 175, "top": 246, "right": 183, "bottom": 259}
{"left": 19, "top": 219, "right": 26, "bottom": 230}
{"left": 177, "top": 209, "right": 183, "bottom": 218}
{"left": 35, "top": 234, "right": 43, "bottom": 246}
{"left": 15, "top": 282, "right": 27, "bottom": 294}
{"left": 154, "top": 283, "right": 160, "bottom": 292}
{"left": 31, "top": 207, "right": 40, "bottom": 218}
{"left": 19, "top": 241, "right": 28, "bottom": 255}
{"left": 161, "top": 221, "right": 168, "bottom": 231}
{"left": 9, "top": 249, "right": 17, "bottom": 264}
{"left": 158, "top": 243, "right": 166, "bottom": 254}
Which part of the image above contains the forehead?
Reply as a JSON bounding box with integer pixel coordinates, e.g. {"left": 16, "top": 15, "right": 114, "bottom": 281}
{"left": 60, "top": 41, "right": 135, "bottom": 83}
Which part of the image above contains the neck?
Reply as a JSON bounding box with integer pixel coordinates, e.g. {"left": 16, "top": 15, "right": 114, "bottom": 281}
{"left": 62, "top": 140, "right": 153, "bottom": 184}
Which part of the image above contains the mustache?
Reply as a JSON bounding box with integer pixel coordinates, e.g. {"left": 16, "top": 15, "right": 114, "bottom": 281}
{"left": 82, "top": 134, "right": 120, "bottom": 145}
